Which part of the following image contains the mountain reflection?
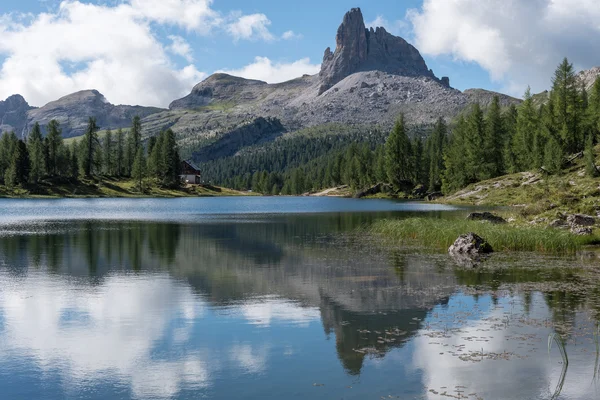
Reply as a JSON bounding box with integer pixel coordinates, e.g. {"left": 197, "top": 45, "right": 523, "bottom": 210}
{"left": 1, "top": 216, "right": 600, "bottom": 399}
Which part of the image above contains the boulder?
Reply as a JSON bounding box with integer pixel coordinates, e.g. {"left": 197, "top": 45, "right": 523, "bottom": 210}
{"left": 448, "top": 233, "right": 493, "bottom": 257}
{"left": 567, "top": 214, "right": 595, "bottom": 227}
{"left": 571, "top": 226, "right": 593, "bottom": 236}
{"left": 466, "top": 212, "right": 507, "bottom": 224}
{"left": 549, "top": 219, "right": 569, "bottom": 229}
{"left": 426, "top": 192, "right": 443, "bottom": 201}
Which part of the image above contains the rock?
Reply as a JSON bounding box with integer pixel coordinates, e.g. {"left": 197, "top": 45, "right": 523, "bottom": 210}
{"left": 567, "top": 214, "right": 595, "bottom": 227}
{"left": 448, "top": 233, "right": 493, "bottom": 257}
{"left": 354, "top": 183, "right": 392, "bottom": 198}
{"left": 466, "top": 212, "right": 507, "bottom": 224}
{"left": 571, "top": 226, "right": 593, "bottom": 236}
{"left": 318, "top": 8, "right": 436, "bottom": 95}
{"left": 549, "top": 219, "right": 569, "bottom": 229}
{"left": 411, "top": 184, "right": 428, "bottom": 198}
{"left": 426, "top": 192, "right": 443, "bottom": 201}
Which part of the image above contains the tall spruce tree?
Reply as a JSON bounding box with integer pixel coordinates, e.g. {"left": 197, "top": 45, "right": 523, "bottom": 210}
{"left": 28, "top": 122, "right": 45, "bottom": 183}
{"left": 585, "top": 133, "right": 598, "bottom": 177}
{"left": 79, "top": 117, "right": 100, "bottom": 177}
{"left": 551, "top": 58, "right": 582, "bottom": 153}
{"left": 385, "top": 115, "right": 412, "bottom": 189}
{"left": 465, "top": 103, "right": 486, "bottom": 182}
{"left": 116, "top": 128, "right": 124, "bottom": 176}
{"left": 513, "top": 87, "right": 538, "bottom": 171}
{"left": 103, "top": 129, "right": 113, "bottom": 176}
{"left": 46, "top": 120, "right": 63, "bottom": 176}
{"left": 482, "top": 96, "right": 504, "bottom": 178}
{"left": 132, "top": 147, "right": 146, "bottom": 191}
{"left": 442, "top": 116, "right": 468, "bottom": 194}
{"left": 427, "top": 117, "right": 447, "bottom": 191}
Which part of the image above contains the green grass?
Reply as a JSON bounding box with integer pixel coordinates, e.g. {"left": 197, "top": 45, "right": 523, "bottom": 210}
{"left": 0, "top": 178, "right": 251, "bottom": 198}
{"left": 370, "top": 218, "right": 599, "bottom": 254}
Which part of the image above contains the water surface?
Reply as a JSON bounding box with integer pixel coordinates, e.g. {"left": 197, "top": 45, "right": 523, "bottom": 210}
{"left": 0, "top": 197, "right": 599, "bottom": 399}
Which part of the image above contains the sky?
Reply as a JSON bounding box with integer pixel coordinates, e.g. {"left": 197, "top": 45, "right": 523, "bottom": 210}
{"left": 1, "top": 0, "right": 599, "bottom": 108}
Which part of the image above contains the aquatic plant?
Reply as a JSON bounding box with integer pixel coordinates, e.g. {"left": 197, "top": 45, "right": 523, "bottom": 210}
{"left": 370, "top": 218, "right": 598, "bottom": 254}
{"left": 548, "top": 333, "right": 569, "bottom": 400}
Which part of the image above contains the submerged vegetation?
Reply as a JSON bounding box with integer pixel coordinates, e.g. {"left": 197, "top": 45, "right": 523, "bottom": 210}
{"left": 370, "top": 218, "right": 599, "bottom": 254}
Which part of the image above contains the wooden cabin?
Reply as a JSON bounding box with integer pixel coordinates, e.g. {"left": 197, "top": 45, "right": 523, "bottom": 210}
{"left": 180, "top": 160, "right": 202, "bottom": 184}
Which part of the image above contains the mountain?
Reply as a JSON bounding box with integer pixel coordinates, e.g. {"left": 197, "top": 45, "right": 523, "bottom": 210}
{"left": 0, "top": 95, "right": 34, "bottom": 134}
{"left": 157, "top": 7, "right": 519, "bottom": 157}
{"left": 0, "top": 8, "right": 520, "bottom": 151}
{"left": 0, "top": 90, "right": 164, "bottom": 139}
{"left": 25, "top": 90, "right": 164, "bottom": 138}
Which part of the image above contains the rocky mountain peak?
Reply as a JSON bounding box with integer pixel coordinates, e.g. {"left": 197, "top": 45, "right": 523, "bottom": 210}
{"left": 0, "top": 94, "right": 33, "bottom": 135}
{"left": 577, "top": 67, "right": 600, "bottom": 91}
{"left": 318, "top": 8, "right": 442, "bottom": 95}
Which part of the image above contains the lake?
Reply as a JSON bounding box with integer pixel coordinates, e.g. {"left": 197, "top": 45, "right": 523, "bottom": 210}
{"left": 0, "top": 197, "right": 599, "bottom": 400}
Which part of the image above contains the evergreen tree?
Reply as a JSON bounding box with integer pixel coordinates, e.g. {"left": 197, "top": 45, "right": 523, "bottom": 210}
{"left": 385, "top": 115, "right": 412, "bottom": 189}
{"left": 589, "top": 77, "right": 600, "bottom": 140}
{"left": 6, "top": 140, "right": 30, "bottom": 188}
{"left": 131, "top": 116, "right": 142, "bottom": 151}
{"left": 585, "top": 133, "right": 598, "bottom": 177}
{"left": 116, "top": 128, "right": 124, "bottom": 176}
{"left": 464, "top": 103, "right": 486, "bottom": 182}
{"left": 427, "top": 117, "right": 447, "bottom": 191}
{"left": 513, "top": 87, "right": 538, "bottom": 171}
{"left": 502, "top": 104, "right": 519, "bottom": 173}
{"left": 132, "top": 147, "right": 146, "bottom": 191}
{"left": 103, "top": 129, "right": 113, "bottom": 176}
{"left": 482, "top": 96, "right": 504, "bottom": 178}
{"left": 79, "top": 117, "right": 100, "bottom": 177}
{"left": 46, "top": 120, "right": 63, "bottom": 176}
{"left": 28, "top": 122, "right": 45, "bottom": 183}
{"left": 544, "top": 136, "right": 564, "bottom": 174}
{"left": 442, "top": 116, "right": 468, "bottom": 194}
{"left": 551, "top": 58, "right": 582, "bottom": 153}
{"left": 0, "top": 132, "right": 18, "bottom": 184}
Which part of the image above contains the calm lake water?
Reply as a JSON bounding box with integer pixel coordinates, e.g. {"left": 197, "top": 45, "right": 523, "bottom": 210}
{"left": 0, "top": 197, "right": 599, "bottom": 400}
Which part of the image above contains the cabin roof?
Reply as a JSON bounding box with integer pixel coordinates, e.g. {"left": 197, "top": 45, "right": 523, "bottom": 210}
{"left": 182, "top": 159, "right": 201, "bottom": 173}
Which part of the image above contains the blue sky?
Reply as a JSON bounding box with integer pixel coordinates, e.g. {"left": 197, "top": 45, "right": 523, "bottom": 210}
{"left": 0, "top": 0, "right": 598, "bottom": 107}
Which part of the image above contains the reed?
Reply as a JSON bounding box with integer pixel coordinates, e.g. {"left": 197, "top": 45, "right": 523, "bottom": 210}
{"left": 370, "top": 218, "right": 597, "bottom": 254}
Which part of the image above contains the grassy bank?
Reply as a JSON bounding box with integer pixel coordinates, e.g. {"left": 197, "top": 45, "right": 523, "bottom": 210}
{"left": 0, "top": 178, "right": 250, "bottom": 198}
{"left": 439, "top": 148, "right": 600, "bottom": 222}
{"left": 370, "top": 218, "right": 599, "bottom": 254}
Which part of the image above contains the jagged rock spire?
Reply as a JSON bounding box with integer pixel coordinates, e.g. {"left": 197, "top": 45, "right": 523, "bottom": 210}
{"left": 318, "top": 8, "right": 439, "bottom": 95}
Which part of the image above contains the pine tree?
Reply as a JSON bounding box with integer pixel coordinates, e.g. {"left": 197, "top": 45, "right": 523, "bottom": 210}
{"left": 46, "top": 120, "right": 63, "bottom": 176}
{"left": 513, "top": 87, "right": 538, "bottom": 171}
{"left": 482, "top": 96, "right": 504, "bottom": 178}
{"left": 442, "top": 116, "right": 468, "bottom": 194}
{"left": 427, "top": 117, "right": 447, "bottom": 191}
{"left": 551, "top": 58, "right": 582, "bottom": 153}
{"left": 131, "top": 116, "right": 142, "bottom": 151}
{"left": 6, "top": 140, "right": 30, "bottom": 188}
{"left": 103, "top": 129, "right": 113, "bottom": 176}
{"left": 544, "top": 136, "right": 564, "bottom": 174}
{"left": 385, "top": 115, "right": 412, "bottom": 189}
{"left": 132, "top": 147, "right": 146, "bottom": 191}
{"left": 502, "top": 104, "right": 519, "bottom": 174}
{"left": 116, "top": 128, "right": 124, "bottom": 176}
{"left": 464, "top": 103, "right": 486, "bottom": 182}
{"left": 28, "top": 122, "right": 45, "bottom": 183}
{"left": 585, "top": 133, "right": 598, "bottom": 177}
{"left": 589, "top": 77, "right": 600, "bottom": 140}
{"left": 79, "top": 117, "right": 100, "bottom": 177}
{"left": 0, "top": 132, "right": 18, "bottom": 184}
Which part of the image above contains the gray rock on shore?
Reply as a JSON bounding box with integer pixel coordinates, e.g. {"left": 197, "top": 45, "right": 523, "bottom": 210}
{"left": 448, "top": 233, "right": 494, "bottom": 257}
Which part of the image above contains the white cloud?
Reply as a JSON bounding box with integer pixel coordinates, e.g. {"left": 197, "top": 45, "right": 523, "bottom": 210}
{"left": 218, "top": 56, "right": 321, "bottom": 83}
{"left": 367, "top": 15, "right": 408, "bottom": 36}
{"left": 0, "top": 1, "right": 277, "bottom": 107}
{"left": 168, "top": 35, "right": 194, "bottom": 62}
{"left": 407, "top": 0, "right": 600, "bottom": 95}
{"left": 227, "top": 13, "right": 275, "bottom": 42}
{"left": 282, "top": 30, "right": 302, "bottom": 40}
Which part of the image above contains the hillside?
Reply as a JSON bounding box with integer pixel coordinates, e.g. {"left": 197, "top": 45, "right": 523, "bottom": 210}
{"left": 441, "top": 148, "right": 600, "bottom": 224}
